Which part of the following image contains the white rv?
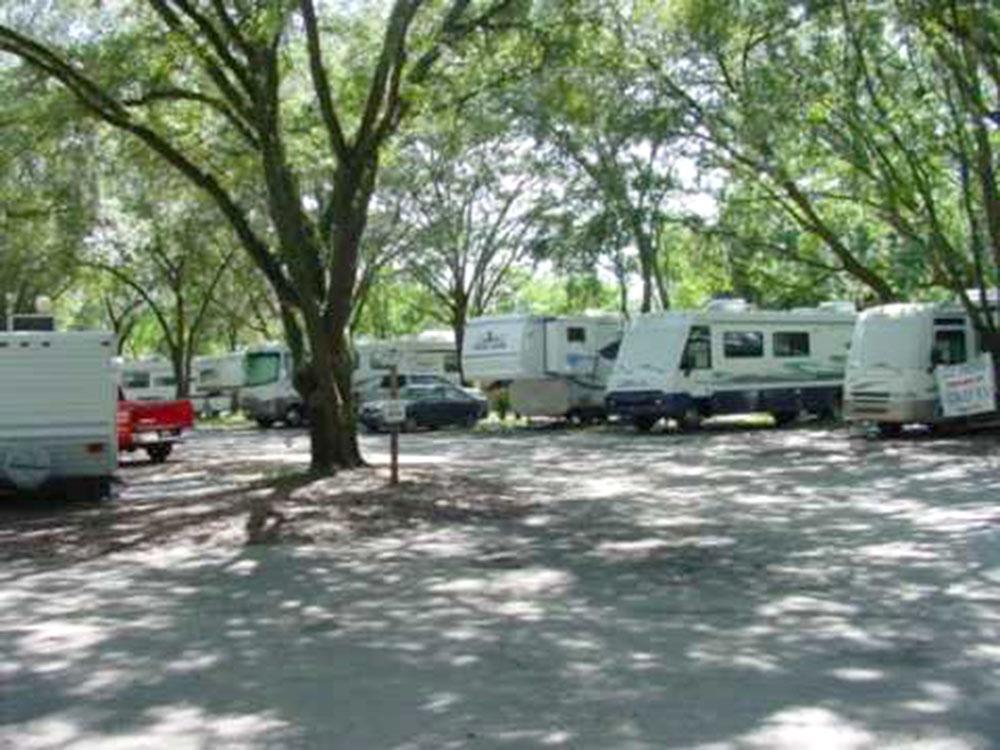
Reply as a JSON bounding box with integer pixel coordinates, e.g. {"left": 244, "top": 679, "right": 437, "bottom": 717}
{"left": 844, "top": 301, "right": 999, "bottom": 435}
{"left": 605, "top": 300, "right": 856, "bottom": 430}
{"left": 353, "top": 331, "right": 462, "bottom": 399}
{"left": 120, "top": 358, "right": 179, "bottom": 402}
{"left": 239, "top": 334, "right": 462, "bottom": 428}
{"left": 192, "top": 352, "right": 246, "bottom": 415}
{"left": 0, "top": 331, "right": 118, "bottom": 499}
{"left": 462, "top": 314, "right": 624, "bottom": 420}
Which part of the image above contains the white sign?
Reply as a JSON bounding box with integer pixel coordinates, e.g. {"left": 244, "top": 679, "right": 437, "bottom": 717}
{"left": 382, "top": 400, "right": 407, "bottom": 425}
{"left": 936, "top": 353, "right": 997, "bottom": 418}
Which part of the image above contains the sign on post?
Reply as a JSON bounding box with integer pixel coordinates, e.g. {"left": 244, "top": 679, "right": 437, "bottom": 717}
{"left": 936, "top": 353, "right": 997, "bottom": 418}
{"left": 382, "top": 400, "right": 407, "bottom": 425}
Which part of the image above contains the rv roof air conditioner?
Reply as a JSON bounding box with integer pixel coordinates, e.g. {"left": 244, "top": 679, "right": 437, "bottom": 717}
{"left": 817, "top": 301, "right": 856, "bottom": 313}
{"left": 704, "top": 298, "right": 751, "bottom": 313}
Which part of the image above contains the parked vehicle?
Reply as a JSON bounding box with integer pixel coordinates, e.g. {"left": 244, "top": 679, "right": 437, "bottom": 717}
{"left": 120, "top": 357, "right": 179, "bottom": 402}
{"left": 240, "top": 332, "right": 463, "bottom": 428}
{"left": 192, "top": 352, "right": 246, "bottom": 416}
{"left": 118, "top": 391, "right": 195, "bottom": 463}
{"left": 359, "top": 384, "right": 488, "bottom": 432}
{"left": 0, "top": 331, "right": 117, "bottom": 500}
{"left": 605, "top": 300, "right": 856, "bottom": 430}
{"left": 844, "top": 299, "right": 1000, "bottom": 435}
{"left": 354, "top": 330, "right": 462, "bottom": 394}
{"left": 462, "top": 314, "right": 624, "bottom": 421}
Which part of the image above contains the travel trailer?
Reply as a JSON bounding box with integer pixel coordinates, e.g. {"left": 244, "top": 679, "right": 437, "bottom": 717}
{"left": 192, "top": 352, "right": 246, "bottom": 415}
{"left": 0, "top": 330, "right": 118, "bottom": 499}
{"left": 353, "top": 330, "right": 461, "bottom": 399}
{"left": 240, "top": 333, "right": 462, "bottom": 428}
{"left": 462, "top": 314, "right": 624, "bottom": 420}
{"left": 605, "top": 300, "right": 856, "bottom": 430}
{"left": 120, "top": 358, "right": 179, "bottom": 402}
{"left": 843, "top": 300, "right": 999, "bottom": 435}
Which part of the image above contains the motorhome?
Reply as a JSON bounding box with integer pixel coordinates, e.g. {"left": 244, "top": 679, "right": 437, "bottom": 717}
{"left": 843, "top": 299, "right": 999, "bottom": 435}
{"left": 239, "top": 333, "right": 462, "bottom": 428}
{"left": 462, "top": 314, "right": 624, "bottom": 420}
{"left": 605, "top": 300, "right": 856, "bottom": 430}
{"left": 0, "top": 331, "right": 118, "bottom": 499}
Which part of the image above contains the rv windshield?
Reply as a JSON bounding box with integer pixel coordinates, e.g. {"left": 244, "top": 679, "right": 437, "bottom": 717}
{"left": 245, "top": 352, "right": 281, "bottom": 387}
{"left": 850, "top": 313, "right": 925, "bottom": 369}
{"left": 616, "top": 317, "right": 690, "bottom": 377}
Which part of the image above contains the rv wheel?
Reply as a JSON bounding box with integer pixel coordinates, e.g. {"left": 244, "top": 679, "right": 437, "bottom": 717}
{"left": 816, "top": 397, "right": 843, "bottom": 423}
{"left": 772, "top": 411, "right": 798, "bottom": 427}
{"left": 284, "top": 405, "right": 304, "bottom": 428}
{"left": 634, "top": 416, "right": 658, "bottom": 432}
{"left": 566, "top": 409, "right": 584, "bottom": 427}
{"left": 255, "top": 417, "right": 275, "bottom": 429}
{"left": 876, "top": 422, "right": 903, "bottom": 438}
{"left": 678, "top": 407, "right": 703, "bottom": 432}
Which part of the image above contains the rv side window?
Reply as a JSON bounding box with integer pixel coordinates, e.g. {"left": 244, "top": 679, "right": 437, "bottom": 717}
{"left": 933, "top": 329, "right": 967, "bottom": 366}
{"left": 599, "top": 340, "right": 621, "bottom": 360}
{"left": 123, "top": 371, "right": 151, "bottom": 389}
{"left": 773, "top": 332, "right": 810, "bottom": 357}
{"left": 369, "top": 351, "right": 395, "bottom": 370}
{"left": 567, "top": 326, "right": 586, "bottom": 343}
{"left": 154, "top": 375, "right": 177, "bottom": 388}
{"left": 723, "top": 331, "right": 763, "bottom": 358}
{"left": 681, "top": 326, "right": 712, "bottom": 370}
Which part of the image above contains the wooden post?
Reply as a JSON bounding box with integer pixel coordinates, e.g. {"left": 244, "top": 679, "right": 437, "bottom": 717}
{"left": 390, "top": 363, "right": 399, "bottom": 485}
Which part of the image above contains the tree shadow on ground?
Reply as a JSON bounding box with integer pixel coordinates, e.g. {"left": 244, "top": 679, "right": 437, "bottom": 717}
{"left": 1, "top": 426, "right": 999, "bottom": 748}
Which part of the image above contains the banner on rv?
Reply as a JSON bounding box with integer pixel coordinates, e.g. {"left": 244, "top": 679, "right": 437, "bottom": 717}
{"left": 935, "top": 353, "right": 997, "bottom": 418}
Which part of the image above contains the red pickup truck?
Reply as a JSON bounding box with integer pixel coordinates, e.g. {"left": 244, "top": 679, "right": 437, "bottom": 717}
{"left": 117, "top": 392, "right": 195, "bottom": 463}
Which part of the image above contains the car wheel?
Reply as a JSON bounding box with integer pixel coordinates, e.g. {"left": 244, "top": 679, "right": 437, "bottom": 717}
{"left": 255, "top": 417, "right": 275, "bottom": 429}
{"left": 404, "top": 417, "right": 419, "bottom": 433}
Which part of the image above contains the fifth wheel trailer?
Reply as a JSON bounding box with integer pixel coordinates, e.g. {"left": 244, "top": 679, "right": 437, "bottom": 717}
{"left": 605, "top": 300, "right": 856, "bottom": 430}
{"left": 0, "top": 331, "right": 117, "bottom": 499}
{"left": 461, "top": 314, "right": 624, "bottom": 420}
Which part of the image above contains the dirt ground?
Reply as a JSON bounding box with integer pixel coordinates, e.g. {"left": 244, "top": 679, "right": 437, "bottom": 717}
{"left": 2, "top": 423, "right": 1000, "bottom": 748}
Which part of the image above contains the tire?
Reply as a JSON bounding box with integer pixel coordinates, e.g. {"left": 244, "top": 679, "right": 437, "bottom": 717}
{"left": 404, "top": 417, "right": 419, "bottom": 433}
{"left": 876, "top": 422, "right": 903, "bottom": 438}
{"left": 634, "top": 415, "right": 658, "bottom": 432}
{"left": 146, "top": 444, "right": 173, "bottom": 464}
{"left": 772, "top": 411, "right": 799, "bottom": 427}
{"left": 79, "top": 477, "right": 112, "bottom": 502}
{"left": 818, "top": 399, "right": 844, "bottom": 423}
{"left": 566, "top": 409, "right": 584, "bottom": 427}
{"left": 284, "top": 404, "right": 304, "bottom": 428}
{"left": 465, "top": 413, "right": 479, "bottom": 429}
{"left": 678, "top": 406, "right": 703, "bottom": 432}
{"left": 255, "top": 417, "right": 275, "bottom": 429}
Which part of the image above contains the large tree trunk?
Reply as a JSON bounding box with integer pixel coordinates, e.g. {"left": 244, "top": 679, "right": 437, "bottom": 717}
{"left": 298, "top": 314, "right": 364, "bottom": 474}
{"left": 452, "top": 306, "right": 468, "bottom": 384}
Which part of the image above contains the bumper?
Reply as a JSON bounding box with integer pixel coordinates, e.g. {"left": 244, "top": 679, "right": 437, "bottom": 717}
{"left": 844, "top": 397, "right": 937, "bottom": 424}
{"left": 130, "top": 429, "right": 184, "bottom": 446}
